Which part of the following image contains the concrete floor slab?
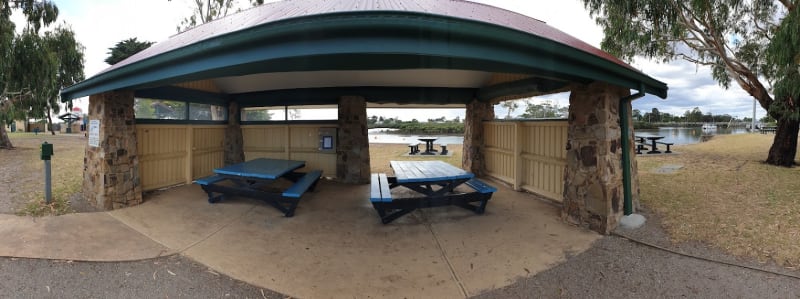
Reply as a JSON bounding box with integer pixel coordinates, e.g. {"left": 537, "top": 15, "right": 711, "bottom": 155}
{"left": 108, "top": 184, "right": 256, "bottom": 251}
{"left": 426, "top": 187, "right": 600, "bottom": 296}
{"left": 147, "top": 180, "right": 600, "bottom": 298}
{"left": 0, "top": 213, "right": 172, "bottom": 261}
{"left": 184, "top": 181, "right": 464, "bottom": 298}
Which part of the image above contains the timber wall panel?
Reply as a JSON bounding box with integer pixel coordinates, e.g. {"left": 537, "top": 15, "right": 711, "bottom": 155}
{"left": 191, "top": 126, "right": 226, "bottom": 178}
{"left": 483, "top": 121, "right": 568, "bottom": 202}
{"left": 242, "top": 125, "right": 287, "bottom": 159}
{"left": 137, "top": 125, "right": 188, "bottom": 191}
{"left": 243, "top": 124, "right": 337, "bottom": 176}
{"left": 137, "top": 124, "right": 226, "bottom": 191}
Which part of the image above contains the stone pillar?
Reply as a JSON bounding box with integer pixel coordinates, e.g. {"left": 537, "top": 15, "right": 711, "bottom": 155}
{"left": 562, "top": 82, "right": 637, "bottom": 234}
{"left": 224, "top": 101, "right": 244, "bottom": 165}
{"left": 463, "top": 99, "right": 494, "bottom": 175}
{"left": 83, "top": 91, "right": 143, "bottom": 210}
{"left": 336, "top": 96, "right": 370, "bottom": 184}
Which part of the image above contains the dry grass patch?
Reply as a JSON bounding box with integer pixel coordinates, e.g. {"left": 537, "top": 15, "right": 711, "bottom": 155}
{"left": 637, "top": 134, "right": 800, "bottom": 267}
{"left": 368, "top": 143, "right": 463, "bottom": 173}
{"left": 3, "top": 133, "right": 85, "bottom": 216}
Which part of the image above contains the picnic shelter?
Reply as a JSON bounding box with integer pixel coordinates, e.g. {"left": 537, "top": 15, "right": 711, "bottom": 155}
{"left": 60, "top": 0, "right": 668, "bottom": 234}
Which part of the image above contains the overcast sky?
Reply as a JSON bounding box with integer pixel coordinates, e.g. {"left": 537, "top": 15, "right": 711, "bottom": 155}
{"left": 42, "top": 0, "right": 765, "bottom": 121}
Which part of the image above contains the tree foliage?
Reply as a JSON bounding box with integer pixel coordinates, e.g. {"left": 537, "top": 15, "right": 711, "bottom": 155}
{"left": 2, "top": 1, "right": 83, "bottom": 147}
{"left": 500, "top": 100, "right": 519, "bottom": 119}
{"left": 105, "top": 38, "right": 154, "bottom": 65}
{"left": 519, "top": 101, "right": 568, "bottom": 119}
{"left": 171, "top": 0, "right": 265, "bottom": 32}
{"left": 583, "top": 0, "right": 798, "bottom": 166}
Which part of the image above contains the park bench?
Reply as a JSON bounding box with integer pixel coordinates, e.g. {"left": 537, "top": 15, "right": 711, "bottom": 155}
{"left": 656, "top": 141, "right": 673, "bottom": 153}
{"left": 438, "top": 144, "right": 448, "bottom": 155}
{"left": 408, "top": 143, "right": 420, "bottom": 155}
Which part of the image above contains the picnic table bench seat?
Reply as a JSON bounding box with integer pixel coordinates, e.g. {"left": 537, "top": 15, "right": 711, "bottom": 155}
{"left": 438, "top": 144, "right": 448, "bottom": 155}
{"left": 194, "top": 174, "right": 227, "bottom": 186}
{"left": 370, "top": 173, "right": 393, "bottom": 203}
{"left": 464, "top": 178, "right": 497, "bottom": 194}
{"left": 408, "top": 143, "right": 420, "bottom": 155}
{"left": 656, "top": 141, "right": 673, "bottom": 153}
{"left": 283, "top": 170, "right": 323, "bottom": 198}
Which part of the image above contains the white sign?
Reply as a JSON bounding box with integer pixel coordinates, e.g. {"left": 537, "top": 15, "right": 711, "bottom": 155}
{"left": 88, "top": 120, "right": 100, "bottom": 147}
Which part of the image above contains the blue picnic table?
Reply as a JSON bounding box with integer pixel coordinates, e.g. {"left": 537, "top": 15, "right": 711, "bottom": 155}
{"left": 369, "top": 160, "right": 497, "bottom": 224}
{"left": 194, "top": 158, "right": 322, "bottom": 217}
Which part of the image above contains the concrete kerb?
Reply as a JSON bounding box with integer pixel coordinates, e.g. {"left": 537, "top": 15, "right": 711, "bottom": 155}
{"left": 0, "top": 212, "right": 175, "bottom": 262}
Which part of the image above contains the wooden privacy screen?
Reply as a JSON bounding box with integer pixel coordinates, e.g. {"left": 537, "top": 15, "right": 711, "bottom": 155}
{"left": 136, "top": 125, "right": 226, "bottom": 191}
{"left": 242, "top": 124, "right": 337, "bottom": 176}
{"left": 483, "top": 121, "right": 567, "bottom": 202}
{"left": 136, "top": 124, "right": 337, "bottom": 192}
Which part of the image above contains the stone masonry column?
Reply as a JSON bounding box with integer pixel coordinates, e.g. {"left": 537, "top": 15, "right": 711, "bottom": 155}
{"left": 337, "top": 96, "right": 370, "bottom": 184}
{"left": 463, "top": 99, "right": 494, "bottom": 175}
{"left": 83, "top": 91, "right": 143, "bottom": 210}
{"left": 224, "top": 101, "right": 244, "bottom": 165}
{"left": 562, "top": 82, "right": 638, "bottom": 234}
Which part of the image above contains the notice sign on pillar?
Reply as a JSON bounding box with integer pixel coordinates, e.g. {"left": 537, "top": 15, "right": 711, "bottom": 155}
{"left": 88, "top": 119, "right": 100, "bottom": 147}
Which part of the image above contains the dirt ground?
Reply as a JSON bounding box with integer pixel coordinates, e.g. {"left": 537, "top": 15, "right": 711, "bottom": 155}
{"left": 0, "top": 133, "right": 96, "bottom": 214}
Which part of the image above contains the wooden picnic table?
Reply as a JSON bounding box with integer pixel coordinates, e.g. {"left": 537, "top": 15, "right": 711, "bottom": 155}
{"left": 194, "top": 158, "right": 322, "bottom": 217}
{"left": 369, "top": 160, "right": 496, "bottom": 224}
{"left": 417, "top": 137, "right": 439, "bottom": 155}
{"left": 636, "top": 135, "right": 665, "bottom": 154}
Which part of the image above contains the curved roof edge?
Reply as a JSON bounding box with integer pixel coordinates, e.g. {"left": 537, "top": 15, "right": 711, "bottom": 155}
{"left": 61, "top": 1, "right": 667, "bottom": 101}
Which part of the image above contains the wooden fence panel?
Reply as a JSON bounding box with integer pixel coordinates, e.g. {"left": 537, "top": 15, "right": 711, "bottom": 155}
{"left": 483, "top": 121, "right": 567, "bottom": 202}
{"left": 243, "top": 124, "right": 338, "bottom": 176}
{"left": 137, "top": 125, "right": 188, "bottom": 191}
{"left": 191, "top": 126, "right": 226, "bottom": 179}
{"left": 242, "top": 125, "right": 287, "bottom": 159}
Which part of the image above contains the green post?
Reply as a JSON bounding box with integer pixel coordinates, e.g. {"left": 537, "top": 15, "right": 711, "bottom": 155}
{"left": 41, "top": 142, "right": 54, "bottom": 203}
{"left": 619, "top": 86, "right": 644, "bottom": 215}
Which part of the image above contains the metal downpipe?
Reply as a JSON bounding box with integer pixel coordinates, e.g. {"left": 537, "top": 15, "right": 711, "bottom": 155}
{"left": 620, "top": 86, "right": 645, "bottom": 215}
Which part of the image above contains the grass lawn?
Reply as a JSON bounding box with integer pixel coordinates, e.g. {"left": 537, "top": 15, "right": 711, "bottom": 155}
{"left": 368, "top": 143, "right": 462, "bottom": 173}
{"left": 3, "top": 133, "right": 85, "bottom": 216}
{"left": 636, "top": 133, "right": 800, "bottom": 268}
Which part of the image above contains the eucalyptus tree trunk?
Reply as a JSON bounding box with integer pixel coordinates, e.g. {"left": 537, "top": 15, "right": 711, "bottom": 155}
{"left": 46, "top": 108, "right": 56, "bottom": 135}
{"left": 766, "top": 117, "right": 799, "bottom": 167}
{"left": 0, "top": 124, "right": 13, "bottom": 149}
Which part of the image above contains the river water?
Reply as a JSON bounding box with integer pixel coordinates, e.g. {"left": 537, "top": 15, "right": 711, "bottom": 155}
{"left": 369, "top": 127, "right": 750, "bottom": 145}
{"left": 368, "top": 128, "right": 464, "bottom": 144}
{"left": 634, "top": 127, "right": 749, "bottom": 145}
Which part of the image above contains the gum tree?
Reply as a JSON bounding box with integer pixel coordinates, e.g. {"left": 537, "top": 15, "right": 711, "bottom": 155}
{"left": 583, "top": 0, "right": 799, "bottom": 166}
{"left": 1, "top": 0, "right": 59, "bottom": 148}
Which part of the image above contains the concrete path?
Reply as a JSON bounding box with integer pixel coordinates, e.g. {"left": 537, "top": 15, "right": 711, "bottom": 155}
{"left": 0, "top": 180, "right": 599, "bottom": 298}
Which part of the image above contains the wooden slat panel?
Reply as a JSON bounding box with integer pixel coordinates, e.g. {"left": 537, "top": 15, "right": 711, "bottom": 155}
{"left": 137, "top": 125, "right": 188, "bottom": 191}
{"left": 192, "top": 126, "right": 226, "bottom": 178}
{"left": 484, "top": 121, "right": 567, "bottom": 202}
{"left": 242, "top": 125, "right": 287, "bottom": 160}
{"left": 243, "top": 124, "right": 338, "bottom": 177}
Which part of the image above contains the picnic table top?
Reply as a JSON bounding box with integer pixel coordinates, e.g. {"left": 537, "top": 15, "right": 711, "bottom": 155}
{"left": 214, "top": 158, "right": 305, "bottom": 180}
{"left": 390, "top": 160, "right": 473, "bottom": 183}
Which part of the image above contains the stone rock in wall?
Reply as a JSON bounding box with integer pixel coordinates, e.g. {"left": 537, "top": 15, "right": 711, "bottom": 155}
{"left": 83, "top": 91, "right": 143, "bottom": 211}
{"left": 336, "top": 96, "right": 370, "bottom": 184}
{"left": 561, "top": 82, "right": 636, "bottom": 234}
{"left": 463, "top": 100, "right": 494, "bottom": 175}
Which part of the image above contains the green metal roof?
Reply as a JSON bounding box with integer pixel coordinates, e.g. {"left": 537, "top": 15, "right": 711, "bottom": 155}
{"left": 61, "top": 0, "right": 667, "bottom": 102}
